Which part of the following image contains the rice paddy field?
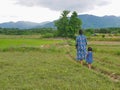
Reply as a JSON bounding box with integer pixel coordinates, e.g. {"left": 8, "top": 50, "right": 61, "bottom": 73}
{"left": 0, "top": 35, "right": 120, "bottom": 90}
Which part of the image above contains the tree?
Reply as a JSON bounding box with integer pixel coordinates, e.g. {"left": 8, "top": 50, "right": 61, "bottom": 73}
{"left": 69, "top": 11, "right": 82, "bottom": 38}
{"left": 54, "top": 10, "right": 70, "bottom": 37}
{"left": 54, "top": 10, "right": 82, "bottom": 38}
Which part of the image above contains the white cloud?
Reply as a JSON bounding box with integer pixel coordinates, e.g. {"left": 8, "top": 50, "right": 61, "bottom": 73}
{"left": 0, "top": 0, "right": 60, "bottom": 23}
{"left": 0, "top": 0, "right": 120, "bottom": 23}
{"left": 15, "top": 0, "right": 109, "bottom": 12}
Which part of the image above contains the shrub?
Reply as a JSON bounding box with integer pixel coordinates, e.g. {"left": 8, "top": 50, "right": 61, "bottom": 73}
{"left": 42, "top": 33, "right": 54, "bottom": 38}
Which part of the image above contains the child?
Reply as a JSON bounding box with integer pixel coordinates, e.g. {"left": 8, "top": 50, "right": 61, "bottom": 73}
{"left": 86, "top": 47, "right": 93, "bottom": 69}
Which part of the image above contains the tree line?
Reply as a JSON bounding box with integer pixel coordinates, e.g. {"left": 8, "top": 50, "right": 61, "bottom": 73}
{"left": 0, "top": 27, "right": 120, "bottom": 36}
{"left": 94, "top": 28, "right": 120, "bottom": 34}
{"left": 0, "top": 28, "right": 55, "bottom": 35}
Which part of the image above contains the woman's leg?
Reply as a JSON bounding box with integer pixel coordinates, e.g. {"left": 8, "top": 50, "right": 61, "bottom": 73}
{"left": 80, "top": 60, "right": 83, "bottom": 65}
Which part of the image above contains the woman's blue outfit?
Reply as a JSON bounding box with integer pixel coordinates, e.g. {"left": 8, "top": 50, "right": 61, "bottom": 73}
{"left": 76, "top": 35, "right": 87, "bottom": 60}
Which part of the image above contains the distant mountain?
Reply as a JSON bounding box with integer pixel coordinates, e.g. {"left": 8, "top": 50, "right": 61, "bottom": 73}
{"left": 0, "top": 14, "right": 120, "bottom": 29}
{"left": 0, "top": 21, "right": 49, "bottom": 29}
{"left": 42, "top": 14, "right": 120, "bottom": 29}
{"left": 78, "top": 14, "right": 120, "bottom": 28}
{"left": 35, "top": 21, "right": 55, "bottom": 28}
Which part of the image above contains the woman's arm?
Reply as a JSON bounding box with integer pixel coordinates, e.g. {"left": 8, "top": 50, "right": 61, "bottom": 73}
{"left": 85, "top": 37, "right": 87, "bottom": 45}
{"left": 76, "top": 43, "right": 78, "bottom": 49}
{"left": 76, "top": 37, "right": 78, "bottom": 49}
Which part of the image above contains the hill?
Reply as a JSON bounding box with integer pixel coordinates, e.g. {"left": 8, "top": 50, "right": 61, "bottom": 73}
{"left": 0, "top": 14, "right": 120, "bottom": 29}
{"left": 0, "top": 21, "right": 49, "bottom": 29}
{"left": 42, "top": 14, "right": 120, "bottom": 29}
{"left": 79, "top": 14, "right": 120, "bottom": 28}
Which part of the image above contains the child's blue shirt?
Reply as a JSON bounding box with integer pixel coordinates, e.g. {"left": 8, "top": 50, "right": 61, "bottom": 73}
{"left": 86, "top": 51, "right": 93, "bottom": 64}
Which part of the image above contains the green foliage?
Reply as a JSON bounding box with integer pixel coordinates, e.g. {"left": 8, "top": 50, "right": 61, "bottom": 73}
{"left": 85, "top": 28, "right": 94, "bottom": 36}
{"left": 54, "top": 10, "right": 70, "bottom": 37}
{"left": 55, "top": 10, "right": 82, "bottom": 38}
{"left": 69, "top": 11, "right": 82, "bottom": 38}
{"left": 95, "top": 27, "right": 120, "bottom": 34}
{"left": 42, "top": 33, "right": 54, "bottom": 38}
{"left": 102, "top": 34, "right": 105, "bottom": 38}
{"left": 0, "top": 27, "right": 56, "bottom": 35}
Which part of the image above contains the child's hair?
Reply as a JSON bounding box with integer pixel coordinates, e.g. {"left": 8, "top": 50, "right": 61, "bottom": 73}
{"left": 88, "top": 47, "right": 92, "bottom": 51}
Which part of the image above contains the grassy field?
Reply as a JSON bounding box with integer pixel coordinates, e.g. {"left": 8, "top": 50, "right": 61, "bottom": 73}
{"left": 0, "top": 35, "right": 120, "bottom": 90}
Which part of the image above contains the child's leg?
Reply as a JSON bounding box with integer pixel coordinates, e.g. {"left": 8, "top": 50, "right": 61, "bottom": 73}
{"left": 88, "top": 63, "right": 92, "bottom": 69}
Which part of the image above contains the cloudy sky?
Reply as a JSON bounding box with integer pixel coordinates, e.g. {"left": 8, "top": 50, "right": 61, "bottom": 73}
{"left": 0, "top": 0, "right": 119, "bottom": 23}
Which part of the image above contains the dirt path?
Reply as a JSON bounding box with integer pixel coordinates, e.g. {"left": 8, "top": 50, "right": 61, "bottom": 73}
{"left": 65, "top": 44, "right": 120, "bottom": 82}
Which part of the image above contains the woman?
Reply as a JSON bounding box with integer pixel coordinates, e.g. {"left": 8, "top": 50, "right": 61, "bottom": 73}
{"left": 76, "top": 29, "right": 87, "bottom": 65}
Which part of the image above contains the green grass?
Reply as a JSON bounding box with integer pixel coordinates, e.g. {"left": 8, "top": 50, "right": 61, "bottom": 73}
{"left": 87, "top": 41, "right": 120, "bottom": 83}
{"left": 0, "top": 35, "right": 42, "bottom": 39}
{"left": 0, "top": 35, "right": 120, "bottom": 89}
{"left": 0, "top": 50, "right": 119, "bottom": 90}
{"left": 0, "top": 38, "right": 64, "bottom": 49}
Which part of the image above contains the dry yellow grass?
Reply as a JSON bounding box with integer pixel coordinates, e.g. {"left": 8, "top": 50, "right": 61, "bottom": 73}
{"left": 88, "top": 41, "right": 120, "bottom": 45}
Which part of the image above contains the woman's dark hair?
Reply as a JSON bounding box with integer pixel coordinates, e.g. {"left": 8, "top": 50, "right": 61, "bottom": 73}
{"left": 88, "top": 47, "right": 92, "bottom": 51}
{"left": 79, "top": 29, "right": 83, "bottom": 35}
